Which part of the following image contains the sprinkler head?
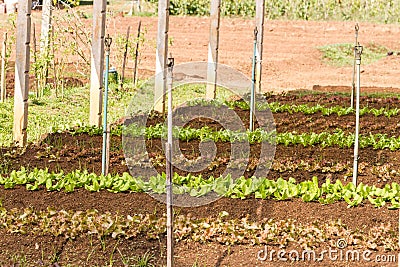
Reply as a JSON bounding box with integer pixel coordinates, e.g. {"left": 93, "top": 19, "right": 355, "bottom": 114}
{"left": 354, "top": 44, "right": 363, "bottom": 60}
{"left": 104, "top": 34, "right": 112, "bottom": 52}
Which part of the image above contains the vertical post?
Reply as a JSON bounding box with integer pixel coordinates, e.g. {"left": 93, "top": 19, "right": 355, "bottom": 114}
{"left": 102, "top": 34, "right": 112, "bottom": 176}
{"left": 32, "top": 24, "right": 40, "bottom": 98}
{"left": 352, "top": 44, "right": 363, "bottom": 186}
{"left": 255, "top": 0, "right": 265, "bottom": 93}
{"left": 90, "top": 0, "right": 107, "bottom": 126}
{"left": 40, "top": 0, "right": 52, "bottom": 53}
{"left": 154, "top": 0, "right": 169, "bottom": 113}
{"left": 128, "top": 0, "right": 134, "bottom": 15}
{"left": 120, "top": 26, "right": 130, "bottom": 91}
{"left": 13, "top": 0, "right": 32, "bottom": 146}
{"left": 39, "top": 0, "right": 52, "bottom": 92}
{"left": 133, "top": 21, "right": 141, "bottom": 86}
{"left": 249, "top": 28, "right": 257, "bottom": 132}
{"left": 206, "top": 0, "right": 220, "bottom": 99}
{"left": 0, "top": 32, "right": 6, "bottom": 102}
{"left": 166, "top": 57, "right": 174, "bottom": 267}
{"left": 351, "top": 24, "right": 359, "bottom": 109}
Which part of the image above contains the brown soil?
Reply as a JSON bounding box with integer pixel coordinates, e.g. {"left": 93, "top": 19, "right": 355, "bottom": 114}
{"left": 4, "top": 62, "right": 87, "bottom": 97}
{"left": 1, "top": 96, "right": 400, "bottom": 265}
{"left": 265, "top": 90, "right": 400, "bottom": 108}
{"left": 2, "top": 13, "right": 400, "bottom": 93}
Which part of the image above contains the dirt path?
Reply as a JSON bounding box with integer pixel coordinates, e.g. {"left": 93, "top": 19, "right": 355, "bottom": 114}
{"left": 130, "top": 17, "right": 400, "bottom": 91}
{"left": 1, "top": 13, "right": 400, "bottom": 92}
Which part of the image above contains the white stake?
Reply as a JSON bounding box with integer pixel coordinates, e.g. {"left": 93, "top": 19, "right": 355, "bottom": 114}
{"left": 352, "top": 44, "right": 363, "bottom": 186}
{"left": 255, "top": 0, "right": 265, "bottom": 93}
{"left": 166, "top": 57, "right": 174, "bottom": 267}
{"left": 206, "top": 0, "right": 220, "bottom": 99}
{"left": 154, "top": 0, "right": 169, "bottom": 113}
{"left": 89, "top": 0, "right": 107, "bottom": 127}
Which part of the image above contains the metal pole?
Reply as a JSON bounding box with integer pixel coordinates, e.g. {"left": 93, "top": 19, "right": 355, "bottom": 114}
{"left": 102, "top": 34, "right": 112, "bottom": 176}
{"left": 250, "top": 28, "right": 258, "bottom": 132}
{"left": 166, "top": 56, "right": 174, "bottom": 267}
{"left": 133, "top": 20, "right": 141, "bottom": 87}
{"left": 0, "top": 32, "right": 6, "bottom": 102}
{"left": 351, "top": 24, "right": 359, "bottom": 109}
{"left": 352, "top": 43, "right": 363, "bottom": 186}
{"left": 105, "top": 124, "right": 111, "bottom": 175}
{"left": 120, "top": 26, "right": 130, "bottom": 91}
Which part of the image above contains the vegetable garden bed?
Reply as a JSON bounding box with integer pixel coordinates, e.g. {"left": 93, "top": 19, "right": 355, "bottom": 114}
{"left": 0, "top": 90, "right": 399, "bottom": 266}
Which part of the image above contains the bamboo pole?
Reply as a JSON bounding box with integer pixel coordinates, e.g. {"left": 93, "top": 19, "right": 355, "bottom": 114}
{"left": 32, "top": 23, "right": 40, "bottom": 98}
{"left": 13, "top": 0, "right": 32, "bottom": 146}
{"left": 119, "top": 26, "right": 130, "bottom": 91}
{"left": 133, "top": 20, "right": 141, "bottom": 86}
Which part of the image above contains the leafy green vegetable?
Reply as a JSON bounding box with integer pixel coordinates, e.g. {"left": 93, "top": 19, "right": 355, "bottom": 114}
{"left": 2, "top": 168, "right": 400, "bottom": 209}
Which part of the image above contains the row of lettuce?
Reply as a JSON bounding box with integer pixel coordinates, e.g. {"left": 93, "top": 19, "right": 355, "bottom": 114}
{"left": 68, "top": 124, "right": 400, "bottom": 151}
{"left": 192, "top": 99, "right": 400, "bottom": 117}
{"left": 2, "top": 168, "right": 400, "bottom": 209}
{"left": 0, "top": 205, "right": 395, "bottom": 250}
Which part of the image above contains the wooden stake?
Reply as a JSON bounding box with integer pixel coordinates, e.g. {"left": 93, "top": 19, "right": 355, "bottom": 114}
{"left": 40, "top": 0, "right": 52, "bottom": 53}
{"left": 128, "top": 0, "right": 134, "bottom": 16}
{"left": 119, "top": 26, "right": 130, "bottom": 91}
{"left": 89, "top": 0, "right": 107, "bottom": 127}
{"left": 206, "top": 0, "right": 220, "bottom": 100}
{"left": 0, "top": 32, "right": 7, "bottom": 102}
{"left": 133, "top": 20, "right": 141, "bottom": 87}
{"left": 154, "top": 0, "right": 169, "bottom": 113}
{"left": 255, "top": 0, "right": 265, "bottom": 93}
{"left": 13, "top": 0, "right": 32, "bottom": 146}
{"left": 32, "top": 23, "right": 39, "bottom": 98}
{"left": 39, "top": 0, "right": 52, "bottom": 93}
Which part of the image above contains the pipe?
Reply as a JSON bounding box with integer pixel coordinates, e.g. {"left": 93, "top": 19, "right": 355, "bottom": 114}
{"left": 352, "top": 44, "right": 363, "bottom": 186}
{"left": 250, "top": 27, "right": 257, "bottom": 132}
{"left": 102, "top": 34, "right": 112, "bottom": 176}
{"left": 166, "top": 56, "right": 174, "bottom": 267}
